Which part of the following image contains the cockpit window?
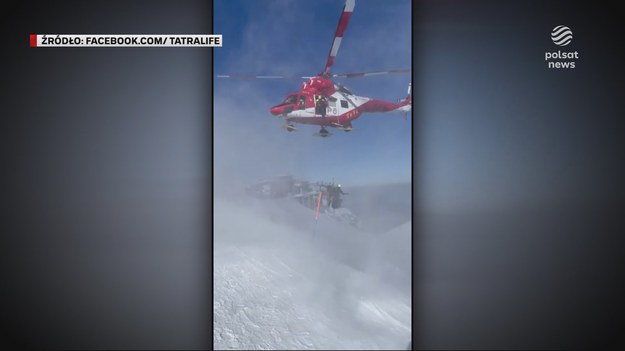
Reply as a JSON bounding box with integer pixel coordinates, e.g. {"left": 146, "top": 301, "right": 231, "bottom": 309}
{"left": 284, "top": 95, "right": 297, "bottom": 104}
{"left": 299, "top": 95, "right": 306, "bottom": 105}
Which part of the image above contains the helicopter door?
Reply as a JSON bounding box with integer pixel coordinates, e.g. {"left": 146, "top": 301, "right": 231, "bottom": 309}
{"left": 314, "top": 95, "right": 336, "bottom": 115}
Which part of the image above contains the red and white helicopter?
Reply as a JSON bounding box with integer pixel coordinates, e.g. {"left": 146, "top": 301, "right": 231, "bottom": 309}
{"left": 217, "top": 0, "right": 411, "bottom": 137}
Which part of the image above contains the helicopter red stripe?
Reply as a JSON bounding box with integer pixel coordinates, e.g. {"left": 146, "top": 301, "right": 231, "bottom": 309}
{"left": 326, "top": 57, "right": 335, "bottom": 69}
{"left": 335, "top": 12, "right": 352, "bottom": 37}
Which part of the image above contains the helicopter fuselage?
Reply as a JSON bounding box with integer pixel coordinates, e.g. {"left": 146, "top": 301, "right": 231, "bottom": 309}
{"left": 269, "top": 77, "right": 411, "bottom": 128}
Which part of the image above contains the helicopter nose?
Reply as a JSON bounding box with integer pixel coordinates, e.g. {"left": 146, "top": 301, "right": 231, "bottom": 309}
{"left": 270, "top": 106, "right": 282, "bottom": 116}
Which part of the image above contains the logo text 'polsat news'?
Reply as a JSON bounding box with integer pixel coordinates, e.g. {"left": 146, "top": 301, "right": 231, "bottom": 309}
{"left": 546, "top": 25, "right": 578, "bottom": 69}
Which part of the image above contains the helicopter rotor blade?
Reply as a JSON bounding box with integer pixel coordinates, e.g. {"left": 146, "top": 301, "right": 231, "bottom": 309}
{"left": 331, "top": 68, "right": 410, "bottom": 78}
{"left": 323, "top": 0, "right": 355, "bottom": 75}
{"left": 216, "top": 74, "right": 311, "bottom": 80}
{"left": 216, "top": 68, "right": 409, "bottom": 81}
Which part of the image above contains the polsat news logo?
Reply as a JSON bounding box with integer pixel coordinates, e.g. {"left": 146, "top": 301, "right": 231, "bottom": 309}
{"left": 29, "top": 34, "right": 222, "bottom": 47}
{"left": 545, "top": 25, "right": 578, "bottom": 69}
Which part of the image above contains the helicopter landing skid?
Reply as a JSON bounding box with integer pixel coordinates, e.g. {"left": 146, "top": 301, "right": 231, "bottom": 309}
{"left": 281, "top": 124, "right": 297, "bottom": 132}
{"left": 330, "top": 122, "right": 353, "bottom": 132}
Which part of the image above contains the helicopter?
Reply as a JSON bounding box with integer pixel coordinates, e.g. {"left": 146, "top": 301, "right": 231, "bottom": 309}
{"left": 217, "top": 0, "right": 411, "bottom": 137}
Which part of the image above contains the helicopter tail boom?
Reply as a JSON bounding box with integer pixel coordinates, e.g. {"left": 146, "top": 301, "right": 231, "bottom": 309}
{"left": 357, "top": 83, "right": 412, "bottom": 113}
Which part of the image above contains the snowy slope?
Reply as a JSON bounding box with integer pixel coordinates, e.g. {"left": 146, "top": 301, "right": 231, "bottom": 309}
{"left": 365, "top": 221, "right": 412, "bottom": 294}
{"left": 214, "top": 197, "right": 411, "bottom": 350}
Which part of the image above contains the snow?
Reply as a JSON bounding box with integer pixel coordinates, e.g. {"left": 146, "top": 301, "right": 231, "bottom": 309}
{"left": 214, "top": 196, "right": 411, "bottom": 350}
